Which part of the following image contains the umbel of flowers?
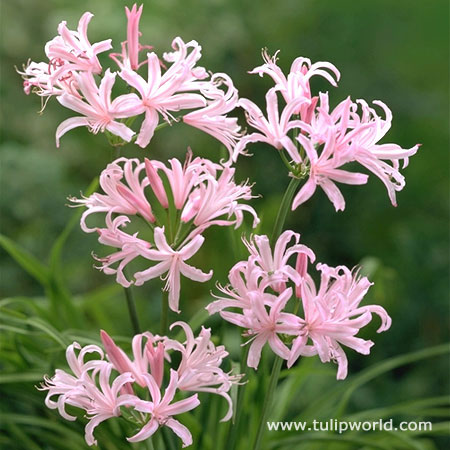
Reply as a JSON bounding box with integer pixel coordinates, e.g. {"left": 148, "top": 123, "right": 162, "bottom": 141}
{"left": 19, "top": 3, "right": 419, "bottom": 448}
{"left": 40, "top": 322, "right": 240, "bottom": 447}
{"left": 70, "top": 152, "right": 259, "bottom": 312}
{"left": 207, "top": 231, "right": 391, "bottom": 379}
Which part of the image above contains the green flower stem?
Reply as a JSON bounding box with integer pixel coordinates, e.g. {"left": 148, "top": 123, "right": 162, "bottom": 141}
{"left": 279, "top": 149, "right": 296, "bottom": 174}
{"left": 252, "top": 356, "right": 283, "bottom": 450}
{"left": 251, "top": 173, "right": 304, "bottom": 450}
{"left": 271, "top": 176, "right": 302, "bottom": 245}
{"left": 122, "top": 267, "right": 141, "bottom": 335}
{"left": 231, "top": 175, "right": 303, "bottom": 450}
{"left": 161, "top": 290, "right": 169, "bottom": 336}
{"left": 228, "top": 344, "right": 250, "bottom": 450}
{"left": 109, "top": 145, "right": 141, "bottom": 336}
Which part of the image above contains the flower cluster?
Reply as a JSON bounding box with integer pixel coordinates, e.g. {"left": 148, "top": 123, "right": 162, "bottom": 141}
{"left": 234, "top": 50, "right": 420, "bottom": 210}
{"left": 207, "top": 231, "right": 391, "bottom": 379}
{"left": 71, "top": 153, "right": 259, "bottom": 312}
{"left": 18, "top": 4, "right": 420, "bottom": 448}
{"left": 19, "top": 5, "right": 242, "bottom": 157}
{"left": 40, "top": 322, "right": 240, "bottom": 447}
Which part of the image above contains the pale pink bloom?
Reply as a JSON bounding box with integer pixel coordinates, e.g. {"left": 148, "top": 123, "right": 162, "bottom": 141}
{"left": 45, "top": 12, "right": 112, "bottom": 81}
{"left": 297, "top": 94, "right": 419, "bottom": 207}
{"left": 294, "top": 251, "right": 311, "bottom": 299}
{"left": 94, "top": 215, "right": 151, "bottom": 287}
{"left": 71, "top": 157, "right": 154, "bottom": 232}
{"left": 144, "top": 155, "right": 258, "bottom": 235}
{"left": 127, "top": 370, "right": 200, "bottom": 447}
{"left": 119, "top": 45, "right": 207, "bottom": 147}
{"left": 232, "top": 87, "right": 308, "bottom": 163}
{"left": 146, "top": 340, "right": 166, "bottom": 389}
{"left": 39, "top": 342, "right": 105, "bottom": 421}
{"left": 162, "top": 37, "right": 209, "bottom": 87}
{"left": 249, "top": 49, "right": 340, "bottom": 110}
{"left": 206, "top": 258, "right": 266, "bottom": 315}
{"left": 181, "top": 166, "right": 259, "bottom": 239}
{"left": 209, "top": 270, "right": 301, "bottom": 369}
{"left": 183, "top": 73, "right": 242, "bottom": 161}
{"left": 19, "top": 62, "right": 53, "bottom": 96}
{"left": 18, "top": 61, "right": 80, "bottom": 99}
{"left": 81, "top": 364, "right": 135, "bottom": 446}
{"left": 125, "top": 4, "right": 143, "bottom": 69}
{"left": 41, "top": 351, "right": 136, "bottom": 446}
{"left": 348, "top": 100, "right": 419, "bottom": 206}
{"left": 135, "top": 227, "right": 213, "bottom": 312}
{"left": 288, "top": 264, "right": 391, "bottom": 379}
{"left": 297, "top": 92, "right": 354, "bottom": 144}
{"left": 56, "top": 70, "right": 139, "bottom": 146}
{"left": 150, "top": 153, "right": 219, "bottom": 210}
{"left": 292, "top": 132, "right": 369, "bottom": 211}
{"left": 243, "top": 230, "right": 315, "bottom": 292}
{"left": 100, "top": 330, "right": 163, "bottom": 388}
{"left": 165, "top": 321, "right": 241, "bottom": 421}
{"left": 235, "top": 288, "right": 300, "bottom": 369}
{"left": 145, "top": 158, "right": 169, "bottom": 208}
{"left": 110, "top": 4, "right": 151, "bottom": 70}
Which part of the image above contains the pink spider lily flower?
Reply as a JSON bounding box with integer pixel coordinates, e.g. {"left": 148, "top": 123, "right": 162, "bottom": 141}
{"left": 232, "top": 87, "right": 308, "bottom": 163}
{"left": 39, "top": 342, "right": 105, "bottom": 421}
{"left": 295, "top": 251, "right": 312, "bottom": 298}
{"left": 18, "top": 61, "right": 80, "bottom": 99}
{"left": 70, "top": 158, "right": 154, "bottom": 232}
{"left": 80, "top": 363, "right": 136, "bottom": 446}
{"left": 249, "top": 49, "right": 340, "bottom": 109}
{"left": 292, "top": 132, "right": 369, "bottom": 211}
{"left": 135, "top": 227, "right": 213, "bottom": 312}
{"left": 206, "top": 258, "right": 267, "bottom": 315}
{"left": 119, "top": 49, "right": 207, "bottom": 148}
{"left": 149, "top": 153, "right": 220, "bottom": 210}
{"left": 56, "top": 70, "right": 140, "bottom": 146}
{"left": 162, "top": 37, "right": 209, "bottom": 86}
{"left": 348, "top": 99, "right": 420, "bottom": 206}
{"left": 240, "top": 288, "right": 300, "bottom": 369}
{"left": 242, "top": 230, "right": 315, "bottom": 293}
{"left": 164, "top": 321, "right": 241, "bottom": 422}
{"left": 146, "top": 340, "right": 166, "bottom": 389}
{"left": 100, "top": 330, "right": 163, "bottom": 389}
{"left": 181, "top": 166, "right": 260, "bottom": 239}
{"left": 297, "top": 92, "right": 354, "bottom": 144}
{"left": 145, "top": 158, "right": 170, "bottom": 208}
{"left": 127, "top": 370, "right": 200, "bottom": 447}
{"left": 183, "top": 73, "right": 243, "bottom": 162}
{"left": 125, "top": 4, "right": 143, "bottom": 69}
{"left": 297, "top": 94, "right": 419, "bottom": 207}
{"left": 94, "top": 215, "right": 151, "bottom": 287}
{"left": 110, "top": 4, "right": 152, "bottom": 70}
{"left": 288, "top": 264, "right": 392, "bottom": 379}
{"left": 45, "top": 12, "right": 112, "bottom": 82}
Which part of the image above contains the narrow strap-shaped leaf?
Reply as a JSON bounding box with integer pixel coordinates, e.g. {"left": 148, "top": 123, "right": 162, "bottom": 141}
{"left": 0, "top": 234, "right": 49, "bottom": 286}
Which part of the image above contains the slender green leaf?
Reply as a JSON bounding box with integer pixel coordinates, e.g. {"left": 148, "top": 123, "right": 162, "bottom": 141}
{"left": 345, "top": 396, "right": 450, "bottom": 421}
{"left": 0, "top": 234, "right": 49, "bottom": 286}
{"left": 3, "top": 421, "right": 42, "bottom": 450}
{"left": 299, "top": 343, "right": 450, "bottom": 421}
{"left": 0, "top": 372, "right": 45, "bottom": 384}
{"left": 48, "top": 176, "right": 99, "bottom": 274}
{"left": 25, "top": 317, "right": 68, "bottom": 348}
{"left": 0, "top": 414, "right": 86, "bottom": 446}
{"left": 334, "top": 344, "right": 450, "bottom": 418}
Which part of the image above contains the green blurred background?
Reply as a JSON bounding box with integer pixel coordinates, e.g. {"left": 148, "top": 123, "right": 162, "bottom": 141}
{"left": 1, "top": 0, "right": 449, "bottom": 449}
